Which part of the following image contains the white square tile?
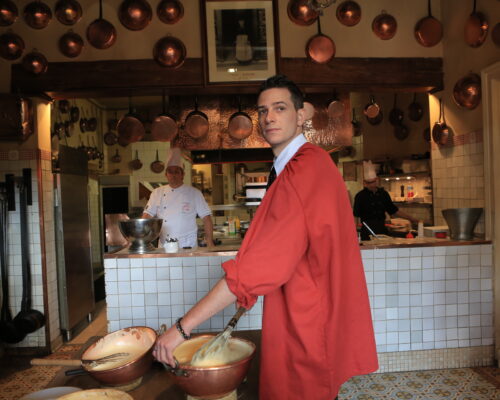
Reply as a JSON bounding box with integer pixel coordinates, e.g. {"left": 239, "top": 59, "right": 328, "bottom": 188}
{"left": 481, "top": 290, "right": 493, "bottom": 303}
{"left": 386, "top": 332, "right": 398, "bottom": 345}
{"left": 118, "top": 294, "right": 132, "bottom": 307}
{"left": 445, "top": 268, "right": 458, "bottom": 280}
{"left": 130, "top": 268, "right": 144, "bottom": 281}
{"left": 117, "top": 269, "right": 130, "bottom": 281}
{"left": 157, "top": 268, "right": 170, "bottom": 280}
{"left": 143, "top": 258, "right": 156, "bottom": 267}
{"left": 386, "top": 308, "right": 398, "bottom": 319}
{"left": 131, "top": 294, "right": 145, "bottom": 306}
{"left": 398, "top": 248, "right": 410, "bottom": 257}
{"left": 130, "top": 258, "right": 143, "bottom": 268}
{"left": 145, "top": 280, "right": 159, "bottom": 293}
{"left": 481, "top": 278, "right": 492, "bottom": 290}
{"left": 423, "top": 319, "right": 434, "bottom": 330}
{"left": 170, "top": 280, "right": 184, "bottom": 292}
{"left": 145, "top": 293, "right": 157, "bottom": 306}
{"left": 143, "top": 268, "right": 157, "bottom": 281}
{"left": 118, "top": 282, "right": 131, "bottom": 294}
{"left": 397, "top": 258, "right": 410, "bottom": 269}
{"left": 170, "top": 267, "right": 183, "bottom": 279}
{"left": 146, "top": 306, "right": 158, "bottom": 318}
{"left": 374, "top": 258, "right": 386, "bottom": 271}
{"left": 375, "top": 333, "right": 387, "bottom": 346}
{"left": 117, "top": 258, "right": 130, "bottom": 268}
{"left": 398, "top": 294, "right": 410, "bottom": 307}
{"left": 105, "top": 269, "right": 117, "bottom": 281}
{"left": 158, "top": 306, "right": 171, "bottom": 319}
{"left": 196, "top": 265, "right": 209, "bottom": 278}
{"left": 131, "top": 281, "right": 144, "bottom": 294}
{"left": 158, "top": 293, "right": 170, "bottom": 306}
{"left": 446, "top": 315, "right": 457, "bottom": 328}
{"left": 374, "top": 249, "right": 386, "bottom": 259}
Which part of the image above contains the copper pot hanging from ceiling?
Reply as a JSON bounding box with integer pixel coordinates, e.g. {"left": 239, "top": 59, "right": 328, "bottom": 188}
{"left": 452, "top": 73, "right": 481, "bottom": 110}
{"left": 87, "top": 0, "right": 117, "bottom": 49}
{"left": 0, "top": 31, "right": 25, "bottom": 60}
{"left": 0, "top": 0, "right": 18, "bottom": 26}
{"left": 118, "top": 0, "right": 152, "bottom": 31}
{"left": 59, "top": 31, "right": 84, "bottom": 58}
{"left": 23, "top": 1, "right": 52, "bottom": 30}
{"left": 336, "top": 1, "right": 361, "bottom": 27}
{"left": 464, "top": 0, "right": 489, "bottom": 48}
{"left": 153, "top": 36, "right": 186, "bottom": 68}
{"left": 55, "top": 0, "right": 82, "bottom": 25}
{"left": 287, "top": 0, "right": 318, "bottom": 26}
{"left": 22, "top": 50, "right": 48, "bottom": 75}
{"left": 157, "top": 0, "right": 183, "bottom": 24}
{"left": 372, "top": 11, "right": 397, "bottom": 40}
{"left": 414, "top": 0, "right": 442, "bottom": 47}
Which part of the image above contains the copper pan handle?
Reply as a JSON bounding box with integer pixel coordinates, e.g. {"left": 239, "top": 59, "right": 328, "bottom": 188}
{"left": 31, "top": 358, "right": 81, "bottom": 366}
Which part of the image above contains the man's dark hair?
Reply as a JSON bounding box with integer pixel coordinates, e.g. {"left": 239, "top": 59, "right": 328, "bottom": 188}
{"left": 258, "top": 75, "right": 304, "bottom": 110}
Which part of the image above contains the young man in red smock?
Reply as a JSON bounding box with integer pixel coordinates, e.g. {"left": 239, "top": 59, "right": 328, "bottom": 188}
{"left": 154, "top": 75, "right": 378, "bottom": 399}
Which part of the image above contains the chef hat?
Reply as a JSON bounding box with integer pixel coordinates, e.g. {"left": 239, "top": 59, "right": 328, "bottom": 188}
{"left": 363, "top": 160, "right": 377, "bottom": 180}
{"left": 167, "top": 147, "right": 184, "bottom": 169}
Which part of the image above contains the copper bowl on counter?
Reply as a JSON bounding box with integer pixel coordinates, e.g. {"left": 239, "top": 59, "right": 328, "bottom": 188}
{"left": 164, "top": 335, "right": 256, "bottom": 400}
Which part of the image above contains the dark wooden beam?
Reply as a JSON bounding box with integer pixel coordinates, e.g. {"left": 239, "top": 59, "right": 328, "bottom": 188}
{"left": 11, "top": 57, "right": 443, "bottom": 99}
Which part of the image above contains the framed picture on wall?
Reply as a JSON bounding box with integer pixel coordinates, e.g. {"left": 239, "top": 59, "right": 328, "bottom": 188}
{"left": 200, "top": 0, "right": 278, "bottom": 84}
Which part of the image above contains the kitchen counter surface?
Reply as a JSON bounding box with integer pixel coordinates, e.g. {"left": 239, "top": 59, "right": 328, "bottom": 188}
{"left": 48, "top": 330, "right": 261, "bottom": 399}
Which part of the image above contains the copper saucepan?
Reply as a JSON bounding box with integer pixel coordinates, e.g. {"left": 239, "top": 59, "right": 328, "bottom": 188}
{"left": 59, "top": 31, "right": 84, "bottom": 58}
{"left": 117, "top": 98, "right": 145, "bottom": 144}
{"left": 130, "top": 150, "right": 143, "bottom": 170}
{"left": 287, "top": 0, "right": 318, "bottom": 26}
{"left": 408, "top": 93, "right": 424, "bottom": 122}
{"left": 452, "top": 73, "right": 481, "bottom": 110}
{"left": 157, "top": 0, "right": 184, "bottom": 24}
{"left": 153, "top": 35, "right": 186, "bottom": 68}
{"left": 87, "top": 0, "right": 117, "bottom": 50}
{"left": 55, "top": 0, "right": 82, "bottom": 25}
{"left": 32, "top": 326, "right": 157, "bottom": 386}
{"left": 372, "top": 11, "right": 397, "bottom": 40}
{"left": 184, "top": 98, "right": 209, "bottom": 140}
{"left": 464, "top": 0, "right": 488, "bottom": 48}
{"left": 23, "top": 1, "right": 52, "bottom": 29}
{"left": 151, "top": 149, "right": 165, "bottom": 173}
{"left": 336, "top": 0, "right": 361, "bottom": 27}
{"left": 151, "top": 91, "right": 178, "bottom": 141}
{"left": 363, "top": 95, "right": 380, "bottom": 119}
{"left": 0, "top": 31, "right": 25, "bottom": 60}
{"left": 414, "top": 0, "right": 442, "bottom": 47}
{"left": 432, "top": 98, "right": 449, "bottom": 145}
{"left": 306, "top": 16, "right": 335, "bottom": 64}
{"left": 0, "top": 0, "right": 18, "bottom": 26}
{"left": 388, "top": 94, "right": 404, "bottom": 126}
{"left": 228, "top": 98, "right": 253, "bottom": 140}
{"left": 22, "top": 50, "right": 48, "bottom": 75}
{"left": 118, "top": 0, "right": 152, "bottom": 31}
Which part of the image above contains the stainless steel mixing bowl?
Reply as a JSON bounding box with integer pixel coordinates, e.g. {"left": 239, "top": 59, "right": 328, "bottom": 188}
{"left": 118, "top": 218, "right": 162, "bottom": 253}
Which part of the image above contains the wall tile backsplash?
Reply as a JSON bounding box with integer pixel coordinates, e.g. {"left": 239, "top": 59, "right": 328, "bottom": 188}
{"left": 105, "top": 243, "right": 493, "bottom": 371}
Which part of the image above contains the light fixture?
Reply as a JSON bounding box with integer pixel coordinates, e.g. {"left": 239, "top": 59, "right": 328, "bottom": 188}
{"left": 306, "top": 0, "right": 337, "bottom": 12}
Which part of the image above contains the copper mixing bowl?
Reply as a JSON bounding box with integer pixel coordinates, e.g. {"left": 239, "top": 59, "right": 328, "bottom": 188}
{"left": 287, "top": 0, "right": 318, "bottom": 26}
{"left": 0, "top": 0, "right": 18, "bottom": 26}
{"left": 157, "top": 0, "right": 184, "bottom": 24}
{"left": 0, "top": 32, "right": 25, "bottom": 60}
{"left": 23, "top": 1, "right": 52, "bottom": 29}
{"left": 153, "top": 36, "right": 186, "bottom": 68}
{"left": 165, "top": 335, "right": 256, "bottom": 400}
{"left": 22, "top": 50, "right": 48, "bottom": 75}
{"left": 59, "top": 31, "right": 84, "bottom": 58}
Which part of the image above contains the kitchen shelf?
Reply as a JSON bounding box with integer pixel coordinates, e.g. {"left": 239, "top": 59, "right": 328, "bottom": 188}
{"left": 379, "top": 171, "right": 430, "bottom": 179}
{"left": 394, "top": 202, "right": 433, "bottom": 207}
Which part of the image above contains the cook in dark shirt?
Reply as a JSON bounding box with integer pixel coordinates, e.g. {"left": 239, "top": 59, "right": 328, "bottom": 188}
{"left": 353, "top": 177, "right": 418, "bottom": 240}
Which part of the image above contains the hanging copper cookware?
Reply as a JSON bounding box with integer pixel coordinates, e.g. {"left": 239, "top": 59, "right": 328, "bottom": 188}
{"left": 0, "top": 32, "right": 24, "bottom": 60}
{"left": 70, "top": 102, "right": 80, "bottom": 123}
{"left": 415, "top": 0, "right": 442, "bottom": 47}
{"left": 150, "top": 149, "right": 165, "bottom": 173}
{"left": 327, "top": 91, "right": 344, "bottom": 119}
{"left": 366, "top": 111, "right": 383, "bottom": 126}
{"left": 79, "top": 108, "right": 87, "bottom": 133}
{"left": 336, "top": 1, "right": 361, "bottom": 27}
{"left": 55, "top": 0, "right": 82, "bottom": 25}
{"left": 111, "top": 148, "right": 121, "bottom": 163}
{"left": 130, "top": 150, "right": 143, "bottom": 170}
{"left": 153, "top": 36, "right": 186, "bottom": 68}
{"left": 59, "top": 100, "right": 69, "bottom": 113}
{"left": 117, "top": 98, "right": 145, "bottom": 143}
{"left": 24, "top": 1, "right": 52, "bottom": 29}
{"left": 432, "top": 99, "right": 449, "bottom": 145}
{"left": 464, "top": 0, "right": 488, "bottom": 48}
{"left": 118, "top": 0, "right": 152, "bottom": 31}
{"left": 492, "top": 23, "right": 500, "bottom": 48}
{"left": 157, "top": 0, "right": 183, "bottom": 25}
{"left": 452, "top": 73, "right": 481, "bottom": 110}
{"left": 21, "top": 50, "right": 48, "bottom": 75}
{"left": 287, "top": 0, "right": 318, "bottom": 26}
{"left": 351, "top": 108, "right": 361, "bottom": 137}
{"left": 394, "top": 120, "right": 409, "bottom": 141}
{"left": 389, "top": 94, "right": 404, "bottom": 126}
{"left": 228, "top": 98, "right": 253, "bottom": 140}
{"left": 363, "top": 95, "right": 380, "bottom": 119}
{"left": 104, "top": 130, "right": 118, "bottom": 145}
{"left": 151, "top": 91, "right": 178, "bottom": 141}
{"left": 184, "top": 98, "right": 209, "bottom": 140}
{"left": 306, "top": 17, "right": 335, "bottom": 64}
{"left": 372, "top": 11, "right": 397, "bottom": 40}
{"left": 87, "top": 0, "right": 117, "bottom": 50}
{"left": 59, "top": 31, "right": 84, "bottom": 58}
{"left": 0, "top": 0, "right": 18, "bottom": 26}
{"left": 408, "top": 93, "right": 424, "bottom": 122}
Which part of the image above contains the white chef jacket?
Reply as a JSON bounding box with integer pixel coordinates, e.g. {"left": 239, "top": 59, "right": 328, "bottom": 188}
{"left": 143, "top": 184, "right": 211, "bottom": 248}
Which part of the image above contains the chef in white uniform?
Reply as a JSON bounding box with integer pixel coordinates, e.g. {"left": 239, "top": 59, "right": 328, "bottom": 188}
{"left": 142, "top": 148, "right": 214, "bottom": 248}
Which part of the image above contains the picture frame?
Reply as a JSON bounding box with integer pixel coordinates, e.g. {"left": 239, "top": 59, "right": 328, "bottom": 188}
{"left": 342, "top": 161, "right": 357, "bottom": 181}
{"left": 200, "top": 0, "right": 279, "bottom": 84}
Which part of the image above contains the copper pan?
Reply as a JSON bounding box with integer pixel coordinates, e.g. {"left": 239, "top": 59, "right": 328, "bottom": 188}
{"left": 153, "top": 36, "right": 186, "bottom": 68}
{"left": 366, "top": 110, "right": 383, "bottom": 126}
{"left": 351, "top": 108, "right": 362, "bottom": 137}
{"left": 414, "top": 0, "right": 442, "bottom": 47}
{"left": 388, "top": 94, "right": 404, "bottom": 126}
{"left": 394, "top": 121, "right": 409, "bottom": 141}
{"left": 306, "top": 17, "right": 335, "bottom": 64}
{"left": 87, "top": 0, "right": 117, "bottom": 50}
{"left": 151, "top": 91, "right": 178, "bottom": 141}
{"left": 130, "top": 150, "right": 143, "bottom": 170}
{"left": 59, "top": 31, "right": 84, "bottom": 58}
{"left": 464, "top": 0, "right": 488, "bottom": 48}
{"left": 432, "top": 99, "right": 449, "bottom": 145}
{"left": 0, "top": 31, "right": 24, "bottom": 60}
{"left": 104, "top": 130, "right": 118, "bottom": 146}
{"left": 150, "top": 149, "right": 165, "bottom": 173}
{"left": 0, "top": 0, "right": 18, "bottom": 26}
{"left": 55, "top": 0, "right": 82, "bottom": 25}
{"left": 184, "top": 98, "right": 209, "bottom": 140}
{"left": 327, "top": 91, "right": 344, "bottom": 119}
{"left": 157, "top": 0, "right": 184, "bottom": 25}
{"left": 118, "top": 0, "right": 152, "bottom": 31}
{"left": 452, "top": 73, "right": 481, "bottom": 110}
{"left": 24, "top": 1, "right": 52, "bottom": 29}
{"left": 372, "top": 11, "right": 397, "bottom": 40}
{"left": 336, "top": 1, "right": 361, "bottom": 27}
{"left": 228, "top": 98, "right": 253, "bottom": 140}
{"left": 287, "top": 0, "right": 318, "bottom": 26}
{"left": 21, "top": 50, "right": 48, "bottom": 75}
{"left": 117, "top": 98, "right": 145, "bottom": 143}
{"left": 492, "top": 23, "right": 500, "bottom": 48}
{"left": 408, "top": 93, "right": 424, "bottom": 122}
{"left": 363, "top": 95, "right": 380, "bottom": 119}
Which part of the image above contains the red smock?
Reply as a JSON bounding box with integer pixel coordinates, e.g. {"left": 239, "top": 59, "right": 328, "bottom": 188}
{"left": 223, "top": 143, "right": 378, "bottom": 399}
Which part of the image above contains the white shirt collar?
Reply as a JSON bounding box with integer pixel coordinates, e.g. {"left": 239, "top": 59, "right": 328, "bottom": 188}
{"left": 273, "top": 134, "right": 307, "bottom": 175}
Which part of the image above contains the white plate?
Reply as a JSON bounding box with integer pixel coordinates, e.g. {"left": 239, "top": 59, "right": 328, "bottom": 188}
{"left": 20, "top": 387, "right": 82, "bottom": 400}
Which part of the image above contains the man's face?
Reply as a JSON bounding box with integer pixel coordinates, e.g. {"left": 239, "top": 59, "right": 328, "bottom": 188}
{"left": 166, "top": 166, "right": 184, "bottom": 188}
{"left": 364, "top": 178, "right": 379, "bottom": 192}
{"left": 257, "top": 88, "right": 305, "bottom": 156}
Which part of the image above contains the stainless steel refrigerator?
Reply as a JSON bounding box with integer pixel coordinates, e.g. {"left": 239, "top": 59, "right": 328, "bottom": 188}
{"left": 54, "top": 145, "right": 94, "bottom": 340}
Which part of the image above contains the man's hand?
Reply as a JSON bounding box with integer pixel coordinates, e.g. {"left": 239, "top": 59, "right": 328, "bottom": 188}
{"left": 153, "top": 325, "right": 185, "bottom": 367}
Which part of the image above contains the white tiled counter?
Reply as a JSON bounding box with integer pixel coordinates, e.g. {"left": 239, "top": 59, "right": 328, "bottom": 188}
{"left": 103, "top": 241, "right": 494, "bottom": 372}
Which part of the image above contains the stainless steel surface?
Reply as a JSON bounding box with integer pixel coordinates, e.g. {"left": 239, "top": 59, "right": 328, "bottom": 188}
{"left": 442, "top": 208, "right": 483, "bottom": 240}
{"left": 119, "top": 218, "right": 162, "bottom": 253}
{"left": 55, "top": 145, "right": 95, "bottom": 333}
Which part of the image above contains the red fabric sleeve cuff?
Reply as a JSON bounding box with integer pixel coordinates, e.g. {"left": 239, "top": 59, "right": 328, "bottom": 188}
{"left": 222, "top": 259, "right": 258, "bottom": 309}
